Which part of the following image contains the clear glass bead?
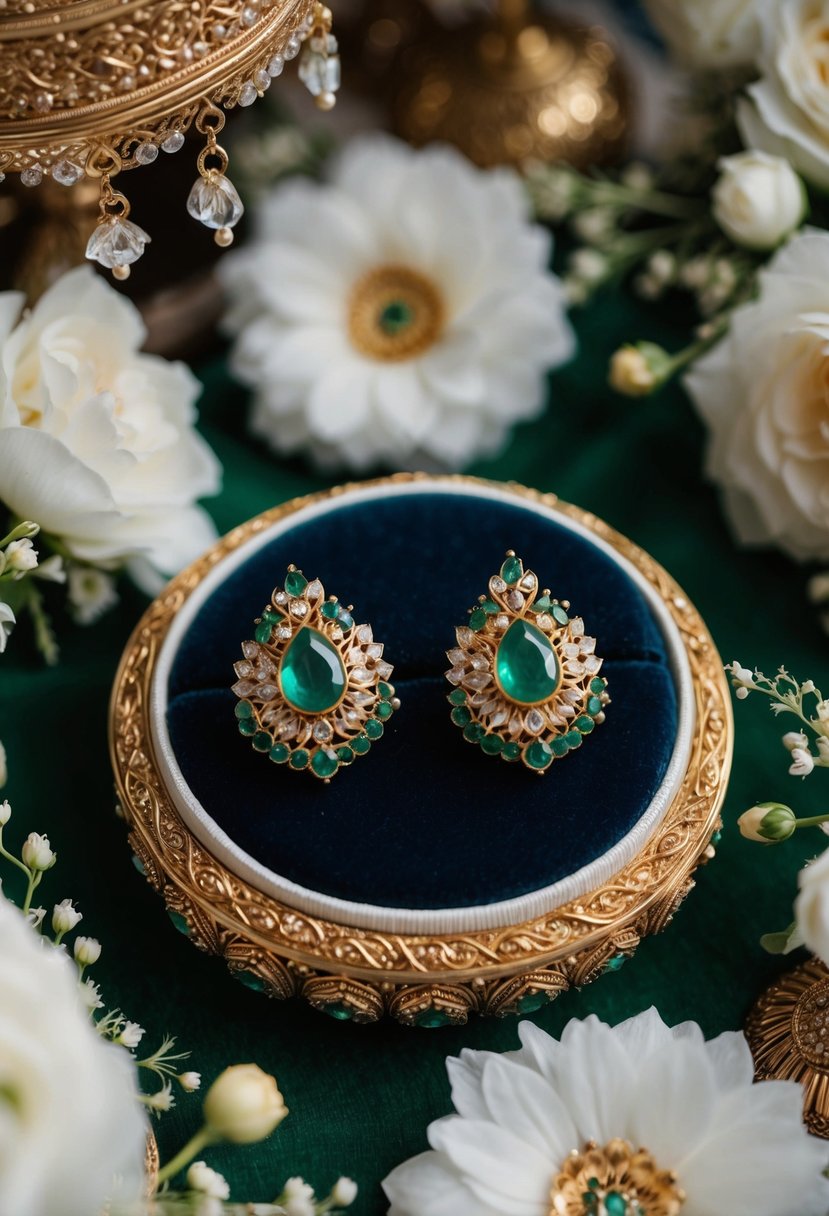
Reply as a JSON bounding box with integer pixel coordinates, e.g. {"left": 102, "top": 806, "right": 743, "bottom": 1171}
{"left": 238, "top": 81, "right": 257, "bottom": 107}
{"left": 85, "top": 216, "right": 151, "bottom": 269}
{"left": 161, "top": 131, "right": 185, "bottom": 154}
{"left": 242, "top": 5, "right": 258, "bottom": 25}
{"left": 284, "top": 35, "right": 301, "bottom": 60}
{"left": 268, "top": 53, "right": 284, "bottom": 76}
{"left": 20, "top": 165, "right": 43, "bottom": 187}
{"left": 135, "top": 142, "right": 158, "bottom": 165}
{"left": 253, "top": 67, "right": 270, "bottom": 90}
{"left": 52, "top": 159, "right": 84, "bottom": 186}
{"left": 298, "top": 48, "right": 341, "bottom": 97}
{"left": 186, "top": 173, "right": 244, "bottom": 230}
{"left": 33, "top": 91, "right": 53, "bottom": 112}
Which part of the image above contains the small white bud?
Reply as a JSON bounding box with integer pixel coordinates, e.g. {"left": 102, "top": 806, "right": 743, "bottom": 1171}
{"left": 203, "top": 1064, "right": 288, "bottom": 1143}
{"left": 73, "top": 936, "right": 102, "bottom": 966}
{"left": 179, "top": 1070, "right": 202, "bottom": 1091}
{"left": 782, "top": 731, "right": 808, "bottom": 751}
{"left": 0, "top": 798, "right": 11, "bottom": 825}
{"left": 187, "top": 1161, "right": 230, "bottom": 1199}
{"left": 332, "top": 1176, "right": 358, "bottom": 1206}
{"left": 26, "top": 906, "right": 46, "bottom": 929}
{"left": 80, "top": 978, "right": 104, "bottom": 1011}
{"left": 4, "top": 537, "right": 38, "bottom": 577}
{"left": 803, "top": 680, "right": 817, "bottom": 695}
{"left": 21, "top": 832, "right": 55, "bottom": 871}
{"left": 117, "top": 1021, "right": 145, "bottom": 1049}
{"left": 738, "top": 802, "right": 796, "bottom": 842}
{"left": 52, "top": 898, "right": 82, "bottom": 934}
{"left": 789, "top": 747, "right": 815, "bottom": 778}
{"left": 712, "top": 151, "right": 807, "bottom": 251}
{"left": 145, "top": 1081, "right": 175, "bottom": 1112}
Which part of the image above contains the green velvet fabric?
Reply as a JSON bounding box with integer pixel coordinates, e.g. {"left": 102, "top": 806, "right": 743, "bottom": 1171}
{"left": 0, "top": 285, "right": 825, "bottom": 1214}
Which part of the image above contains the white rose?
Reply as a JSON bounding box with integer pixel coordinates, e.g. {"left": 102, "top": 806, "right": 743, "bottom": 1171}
{"left": 0, "top": 267, "right": 221, "bottom": 594}
{"left": 685, "top": 231, "right": 829, "bottom": 561}
{"left": 642, "top": 0, "right": 759, "bottom": 68}
{"left": 796, "top": 847, "right": 829, "bottom": 967}
{"left": 712, "top": 152, "right": 806, "bottom": 250}
{"left": 0, "top": 896, "right": 146, "bottom": 1215}
{"left": 738, "top": 0, "right": 829, "bottom": 190}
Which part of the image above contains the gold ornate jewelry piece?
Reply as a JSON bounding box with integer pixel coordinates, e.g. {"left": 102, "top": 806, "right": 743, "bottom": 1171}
{"left": 233, "top": 564, "right": 399, "bottom": 780}
{"left": 111, "top": 474, "right": 731, "bottom": 1026}
{"left": 0, "top": 0, "right": 340, "bottom": 277}
{"left": 550, "top": 1139, "right": 685, "bottom": 1216}
{"left": 446, "top": 551, "right": 608, "bottom": 772}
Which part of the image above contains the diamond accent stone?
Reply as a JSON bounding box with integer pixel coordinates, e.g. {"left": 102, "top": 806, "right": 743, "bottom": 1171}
{"left": 465, "top": 672, "right": 491, "bottom": 690}
{"left": 232, "top": 679, "right": 256, "bottom": 697}
{"left": 162, "top": 131, "right": 185, "bottom": 153}
{"left": 470, "top": 656, "right": 488, "bottom": 671}
{"left": 353, "top": 667, "right": 372, "bottom": 683}
{"left": 562, "top": 643, "right": 579, "bottom": 658}
{"left": 536, "top": 614, "right": 553, "bottom": 631}
{"left": 490, "top": 709, "right": 507, "bottom": 727}
{"left": 456, "top": 627, "right": 474, "bottom": 646}
{"left": 521, "top": 574, "right": 536, "bottom": 591}
{"left": 447, "top": 667, "right": 464, "bottom": 685}
{"left": 580, "top": 637, "right": 597, "bottom": 654}
{"left": 447, "top": 648, "right": 466, "bottom": 666}
{"left": 257, "top": 683, "right": 278, "bottom": 700}
{"left": 313, "top": 720, "right": 333, "bottom": 743}
{"left": 561, "top": 704, "right": 576, "bottom": 718}
{"left": 375, "top": 661, "right": 393, "bottom": 679}
{"left": 85, "top": 216, "right": 150, "bottom": 268}
{"left": 234, "top": 661, "right": 253, "bottom": 678}
{"left": 357, "top": 624, "right": 373, "bottom": 644}
{"left": 366, "top": 643, "right": 383, "bottom": 660}
{"left": 53, "top": 159, "right": 84, "bottom": 186}
{"left": 491, "top": 577, "right": 506, "bottom": 593}
{"left": 298, "top": 46, "right": 341, "bottom": 96}
{"left": 135, "top": 141, "right": 158, "bottom": 164}
{"left": 277, "top": 625, "right": 292, "bottom": 641}
{"left": 565, "top": 660, "right": 586, "bottom": 676}
{"left": 570, "top": 617, "right": 585, "bottom": 635}
{"left": 584, "top": 656, "right": 602, "bottom": 674}
{"left": 274, "top": 592, "right": 287, "bottom": 605}
{"left": 351, "top": 691, "right": 374, "bottom": 705}
{"left": 20, "top": 164, "right": 43, "bottom": 187}
{"left": 290, "top": 601, "right": 308, "bottom": 618}
{"left": 306, "top": 579, "right": 323, "bottom": 600}
{"left": 526, "top": 710, "right": 545, "bottom": 734}
{"left": 495, "top": 614, "right": 510, "bottom": 630}
{"left": 507, "top": 590, "right": 525, "bottom": 611}
{"left": 187, "top": 173, "right": 244, "bottom": 230}
{"left": 242, "top": 641, "right": 259, "bottom": 659}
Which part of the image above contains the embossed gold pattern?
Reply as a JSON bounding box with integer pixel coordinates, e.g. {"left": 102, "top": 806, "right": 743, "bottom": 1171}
{"left": 746, "top": 957, "right": 829, "bottom": 1139}
{"left": 110, "top": 474, "right": 732, "bottom": 1025}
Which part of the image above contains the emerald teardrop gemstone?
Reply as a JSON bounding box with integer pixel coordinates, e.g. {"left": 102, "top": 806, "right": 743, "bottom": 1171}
{"left": 495, "top": 619, "right": 560, "bottom": 705}
{"left": 279, "top": 626, "right": 346, "bottom": 713}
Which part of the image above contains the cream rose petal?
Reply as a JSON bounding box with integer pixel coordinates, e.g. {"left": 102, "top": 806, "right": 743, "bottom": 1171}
{"left": 384, "top": 1150, "right": 504, "bottom": 1216}
{"left": 427, "top": 1116, "right": 550, "bottom": 1213}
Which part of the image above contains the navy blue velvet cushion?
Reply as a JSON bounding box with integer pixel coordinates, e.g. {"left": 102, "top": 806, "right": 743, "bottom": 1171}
{"left": 167, "top": 491, "right": 678, "bottom": 910}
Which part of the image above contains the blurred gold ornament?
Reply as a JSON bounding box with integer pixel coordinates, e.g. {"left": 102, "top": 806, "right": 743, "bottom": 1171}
{"left": 392, "top": 0, "right": 629, "bottom": 169}
{"left": 0, "top": 0, "right": 340, "bottom": 276}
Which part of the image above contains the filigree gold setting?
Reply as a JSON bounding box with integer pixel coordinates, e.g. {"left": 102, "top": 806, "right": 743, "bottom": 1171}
{"left": 746, "top": 957, "right": 829, "bottom": 1139}
{"left": 110, "top": 474, "right": 732, "bottom": 1026}
{"left": 551, "top": 1139, "right": 685, "bottom": 1216}
{"left": 446, "top": 549, "right": 609, "bottom": 772}
{"left": 232, "top": 564, "right": 398, "bottom": 780}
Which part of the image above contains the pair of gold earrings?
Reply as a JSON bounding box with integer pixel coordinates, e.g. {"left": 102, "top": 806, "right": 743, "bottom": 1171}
{"left": 231, "top": 553, "right": 609, "bottom": 782}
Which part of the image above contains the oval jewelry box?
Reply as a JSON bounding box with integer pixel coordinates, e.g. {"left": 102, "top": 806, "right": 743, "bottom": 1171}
{"left": 110, "top": 474, "right": 732, "bottom": 1026}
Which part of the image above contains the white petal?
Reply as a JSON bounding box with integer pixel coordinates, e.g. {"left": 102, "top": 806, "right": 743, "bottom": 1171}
{"left": 307, "top": 360, "right": 373, "bottom": 440}
{"left": 383, "top": 1150, "right": 504, "bottom": 1216}
{"left": 446, "top": 1051, "right": 490, "bottom": 1121}
{"left": 550, "top": 1016, "right": 636, "bottom": 1144}
{"left": 627, "top": 1038, "right": 717, "bottom": 1170}
{"left": 701, "top": 1029, "right": 755, "bottom": 1092}
{"left": 420, "top": 331, "right": 485, "bottom": 405}
{"left": 480, "top": 1054, "right": 577, "bottom": 1163}
{"left": 428, "top": 1116, "right": 551, "bottom": 1213}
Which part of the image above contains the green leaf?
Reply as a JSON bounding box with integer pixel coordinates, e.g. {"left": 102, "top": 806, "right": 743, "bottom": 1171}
{"left": 760, "top": 921, "right": 804, "bottom": 955}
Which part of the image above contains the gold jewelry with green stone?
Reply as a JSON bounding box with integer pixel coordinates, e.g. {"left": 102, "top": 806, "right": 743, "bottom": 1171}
{"left": 445, "top": 551, "right": 609, "bottom": 772}
{"left": 233, "top": 565, "right": 399, "bottom": 781}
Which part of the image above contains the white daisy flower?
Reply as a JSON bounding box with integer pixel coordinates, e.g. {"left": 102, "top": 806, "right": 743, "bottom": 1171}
{"left": 221, "top": 135, "right": 575, "bottom": 472}
{"left": 383, "top": 1009, "right": 829, "bottom": 1216}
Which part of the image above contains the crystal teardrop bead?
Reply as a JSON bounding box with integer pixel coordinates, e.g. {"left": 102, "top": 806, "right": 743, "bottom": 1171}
{"left": 186, "top": 173, "right": 244, "bottom": 230}
{"left": 85, "top": 216, "right": 151, "bottom": 268}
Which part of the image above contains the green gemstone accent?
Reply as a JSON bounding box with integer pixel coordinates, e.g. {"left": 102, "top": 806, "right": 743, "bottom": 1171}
{"left": 524, "top": 740, "right": 554, "bottom": 770}
{"left": 377, "top": 700, "right": 393, "bottom": 720}
{"left": 551, "top": 604, "right": 569, "bottom": 626}
{"left": 517, "top": 991, "right": 547, "bottom": 1013}
{"left": 289, "top": 749, "right": 310, "bottom": 770}
{"left": 324, "top": 1002, "right": 353, "bottom": 1021}
{"left": 551, "top": 736, "right": 570, "bottom": 757}
{"left": 590, "top": 677, "right": 606, "bottom": 694}
{"left": 337, "top": 746, "right": 355, "bottom": 765}
{"left": 604, "top": 953, "right": 626, "bottom": 972}
{"left": 448, "top": 688, "right": 467, "bottom": 706}
{"left": 451, "top": 706, "right": 472, "bottom": 727}
{"left": 575, "top": 715, "right": 595, "bottom": 734}
{"left": 502, "top": 742, "right": 521, "bottom": 761}
{"left": 311, "top": 749, "right": 339, "bottom": 779}
{"left": 365, "top": 719, "right": 384, "bottom": 740}
{"left": 469, "top": 607, "right": 487, "bottom": 632}
{"left": 415, "top": 1008, "right": 450, "bottom": 1028}
{"left": 463, "top": 722, "right": 484, "bottom": 743}
{"left": 480, "top": 599, "right": 499, "bottom": 614}
{"left": 262, "top": 607, "right": 281, "bottom": 623}
{"left": 530, "top": 594, "right": 553, "bottom": 613}
{"left": 379, "top": 681, "right": 394, "bottom": 699}
{"left": 252, "top": 730, "right": 272, "bottom": 752}
{"left": 605, "top": 1193, "right": 628, "bottom": 1216}
{"left": 352, "top": 735, "right": 371, "bottom": 755}
{"left": 565, "top": 730, "right": 583, "bottom": 749}
{"left": 235, "top": 701, "right": 253, "bottom": 719}
{"left": 279, "top": 626, "right": 346, "bottom": 713}
{"left": 711, "top": 829, "right": 722, "bottom": 845}
{"left": 582, "top": 1194, "right": 597, "bottom": 1209}
{"left": 495, "top": 619, "right": 560, "bottom": 705}
{"left": 337, "top": 608, "right": 354, "bottom": 631}
{"left": 588, "top": 1179, "right": 600, "bottom": 1192}
{"left": 285, "top": 569, "right": 307, "bottom": 597}
{"left": 587, "top": 695, "right": 603, "bottom": 716}
{"left": 131, "top": 854, "right": 145, "bottom": 876}
{"left": 254, "top": 620, "right": 272, "bottom": 644}
{"left": 269, "top": 743, "right": 290, "bottom": 764}
{"left": 480, "top": 734, "right": 503, "bottom": 755}
{"left": 322, "top": 600, "right": 340, "bottom": 620}
{"left": 238, "top": 718, "right": 256, "bottom": 737}
{"left": 167, "top": 910, "right": 189, "bottom": 936}
{"left": 235, "top": 969, "right": 267, "bottom": 992}
{"left": 379, "top": 299, "right": 414, "bottom": 334}
{"left": 500, "top": 555, "right": 522, "bottom": 585}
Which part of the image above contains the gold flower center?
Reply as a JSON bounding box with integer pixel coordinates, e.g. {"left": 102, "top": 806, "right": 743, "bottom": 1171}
{"left": 549, "top": 1139, "right": 685, "bottom": 1216}
{"left": 347, "top": 265, "right": 445, "bottom": 362}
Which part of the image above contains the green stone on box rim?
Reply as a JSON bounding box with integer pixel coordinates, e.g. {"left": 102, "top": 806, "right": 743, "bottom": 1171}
{"left": 448, "top": 688, "right": 467, "bottom": 706}
{"left": 365, "top": 719, "right": 384, "bottom": 740}
{"left": 285, "top": 569, "right": 308, "bottom": 597}
{"left": 451, "top": 706, "right": 471, "bottom": 727}
{"left": 604, "top": 953, "right": 626, "bottom": 973}
{"left": 324, "top": 1002, "right": 353, "bottom": 1021}
{"left": 235, "top": 969, "right": 267, "bottom": 992}
{"left": 289, "top": 749, "right": 310, "bottom": 770}
{"left": 517, "top": 991, "right": 547, "bottom": 1013}
{"left": 415, "top": 1008, "right": 451, "bottom": 1028}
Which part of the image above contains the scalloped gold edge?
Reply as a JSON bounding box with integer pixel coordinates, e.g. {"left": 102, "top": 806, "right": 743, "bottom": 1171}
{"left": 109, "top": 473, "right": 733, "bottom": 1025}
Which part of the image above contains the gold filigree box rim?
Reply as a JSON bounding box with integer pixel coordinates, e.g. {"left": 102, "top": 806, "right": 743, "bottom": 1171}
{"left": 109, "top": 472, "right": 733, "bottom": 987}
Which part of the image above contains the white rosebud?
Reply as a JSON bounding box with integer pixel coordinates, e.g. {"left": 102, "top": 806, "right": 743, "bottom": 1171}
{"left": 712, "top": 151, "right": 807, "bottom": 251}
{"left": 80, "top": 978, "right": 104, "bottom": 1011}
{"left": 4, "top": 537, "right": 39, "bottom": 577}
{"left": 609, "top": 342, "right": 672, "bottom": 398}
{"left": 117, "top": 1021, "right": 145, "bottom": 1049}
{"left": 0, "top": 798, "right": 11, "bottom": 825}
{"left": 203, "top": 1064, "right": 288, "bottom": 1143}
{"left": 52, "top": 898, "right": 83, "bottom": 934}
{"left": 789, "top": 747, "right": 815, "bottom": 778}
{"left": 73, "top": 936, "right": 102, "bottom": 966}
{"left": 738, "top": 802, "right": 796, "bottom": 842}
{"left": 283, "top": 1178, "right": 314, "bottom": 1199}
{"left": 783, "top": 731, "right": 809, "bottom": 752}
{"left": 187, "top": 1161, "right": 230, "bottom": 1200}
{"left": 332, "top": 1176, "right": 358, "bottom": 1206}
{"left": 179, "top": 1071, "right": 202, "bottom": 1091}
{"left": 21, "top": 832, "right": 55, "bottom": 871}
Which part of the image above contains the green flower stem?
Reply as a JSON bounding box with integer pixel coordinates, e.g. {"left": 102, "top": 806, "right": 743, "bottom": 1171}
{"left": 21, "top": 869, "right": 41, "bottom": 915}
{"left": 156, "top": 1125, "right": 218, "bottom": 1187}
{"left": 588, "top": 178, "right": 705, "bottom": 220}
{"left": 0, "top": 830, "right": 32, "bottom": 881}
{"left": 794, "top": 814, "right": 829, "bottom": 830}
{"left": 26, "top": 585, "right": 59, "bottom": 666}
